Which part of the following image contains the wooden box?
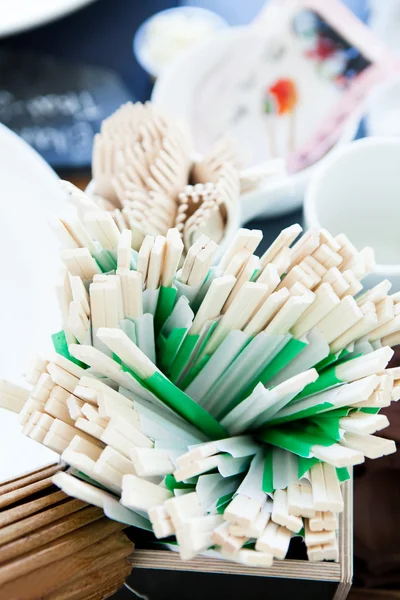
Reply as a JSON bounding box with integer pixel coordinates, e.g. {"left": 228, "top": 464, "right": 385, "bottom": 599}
{"left": 126, "top": 481, "right": 352, "bottom": 600}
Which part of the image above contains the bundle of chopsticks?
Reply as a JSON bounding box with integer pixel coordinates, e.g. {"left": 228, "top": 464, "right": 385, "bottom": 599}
{"left": 76, "top": 101, "right": 241, "bottom": 252}
{"left": 0, "top": 463, "right": 133, "bottom": 599}
{"left": 2, "top": 206, "right": 399, "bottom": 569}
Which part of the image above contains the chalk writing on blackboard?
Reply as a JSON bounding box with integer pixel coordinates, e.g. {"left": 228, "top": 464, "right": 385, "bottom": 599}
{"left": 19, "top": 123, "right": 94, "bottom": 157}
{"left": 0, "top": 90, "right": 102, "bottom": 121}
{"left": 0, "top": 50, "right": 133, "bottom": 169}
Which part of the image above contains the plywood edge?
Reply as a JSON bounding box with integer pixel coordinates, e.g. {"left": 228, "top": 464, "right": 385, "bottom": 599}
{"left": 129, "top": 550, "right": 341, "bottom": 581}
{"left": 334, "top": 477, "right": 353, "bottom": 599}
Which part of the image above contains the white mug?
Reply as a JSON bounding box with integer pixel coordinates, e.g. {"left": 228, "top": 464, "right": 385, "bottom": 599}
{"left": 304, "top": 137, "right": 400, "bottom": 291}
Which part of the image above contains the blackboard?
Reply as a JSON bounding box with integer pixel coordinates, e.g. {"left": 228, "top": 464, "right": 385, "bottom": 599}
{"left": 0, "top": 50, "right": 133, "bottom": 169}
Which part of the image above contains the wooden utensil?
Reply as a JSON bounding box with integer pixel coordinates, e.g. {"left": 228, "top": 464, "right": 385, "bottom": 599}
{"left": 0, "top": 464, "right": 134, "bottom": 600}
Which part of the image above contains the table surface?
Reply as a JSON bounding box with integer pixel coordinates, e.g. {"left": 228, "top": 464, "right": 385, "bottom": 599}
{"left": 113, "top": 586, "right": 400, "bottom": 599}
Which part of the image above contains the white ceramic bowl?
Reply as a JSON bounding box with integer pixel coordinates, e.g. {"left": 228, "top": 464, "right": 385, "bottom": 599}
{"left": 152, "top": 26, "right": 361, "bottom": 219}
{"left": 304, "top": 137, "right": 400, "bottom": 290}
{"left": 0, "top": 0, "right": 98, "bottom": 38}
{"left": 133, "top": 6, "right": 228, "bottom": 79}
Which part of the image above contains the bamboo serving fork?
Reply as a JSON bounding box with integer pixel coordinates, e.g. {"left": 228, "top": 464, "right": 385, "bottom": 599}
{"left": 75, "top": 101, "right": 246, "bottom": 254}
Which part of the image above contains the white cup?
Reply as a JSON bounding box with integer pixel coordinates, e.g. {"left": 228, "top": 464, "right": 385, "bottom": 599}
{"left": 304, "top": 137, "right": 400, "bottom": 291}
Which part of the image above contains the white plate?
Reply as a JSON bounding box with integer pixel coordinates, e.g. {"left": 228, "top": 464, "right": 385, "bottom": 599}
{"left": 0, "top": 0, "right": 98, "bottom": 38}
{"left": 0, "top": 409, "right": 58, "bottom": 485}
{"left": 0, "top": 124, "right": 67, "bottom": 481}
{"left": 152, "top": 26, "right": 360, "bottom": 218}
{"left": 0, "top": 124, "right": 67, "bottom": 383}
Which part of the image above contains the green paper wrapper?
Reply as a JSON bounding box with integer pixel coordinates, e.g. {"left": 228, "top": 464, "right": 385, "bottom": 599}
{"left": 240, "top": 338, "right": 307, "bottom": 402}
{"left": 262, "top": 447, "right": 274, "bottom": 494}
{"left": 165, "top": 474, "right": 196, "bottom": 492}
{"left": 336, "top": 467, "right": 350, "bottom": 482}
{"left": 154, "top": 286, "right": 178, "bottom": 335}
{"left": 310, "top": 407, "right": 351, "bottom": 441}
{"left": 268, "top": 400, "right": 336, "bottom": 426}
{"left": 315, "top": 348, "right": 362, "bottom": 373}
{"left": 93, "top": 249, "right": 117, "bottom": 272}
{"left": 259, "top": 422, "right": 337, "bottom": 458}
{"left": 178, "top": 322, "right": 219, "bottom": 389}
{"left": 259, "top": 338, "right": 308, "bottom": 384}
{"left": 294, "top": 367, "right": 344, "bottom": 400}
{"left": 314, "top": 352, "right": 342, "bottom": 373}
{"left": 158, "top": 328, "right": 188, "bottom": 374}
{"left": 146, "top": 371, "right": 227, "bottom": 440}
{"left": 52, "top": 330, "right": 89, "bottom": 369}
{"left": 169, "top": 333, "right": 201, "bottom": 384}
{"left": 360, "top": 407, "right": 381, "bottom": 414}
{"left": 216, "top": 491, "right": 235, "bottom": 514}
{"left": 298, "top": 456, "right": 320, "bottom": 479}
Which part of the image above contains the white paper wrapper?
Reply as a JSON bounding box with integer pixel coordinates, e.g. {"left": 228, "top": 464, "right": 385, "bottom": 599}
{"left": 92, "top": 336, "right": 113, "bottom": 358}
{"left": 371, "top": 339, "right": 382, "bottom": 351}
{"left": 247, "top": 382, "right": 311, "bottom": 429}
{"left": 175, "top": 320, "right": 217, "bottom": 385}
{"left": 143, "top": 288, "right": 160, "bottom": 315}
{"left": 191, "top": 266, "right": 221, "bottom": 312}
{"left": 217, "top": 454, "right": 252, "bottom": 478}
{"left": 120, "top": 388, "right": 208, "bottom": 446}
{"left": 185, "top": 330, "right": 249, "bottom": 404}
{"left": 196, "top": 472, "right": 227, "bottom": 512}
{"left": 236, "top": 451, "right": 266, "bottom": 505}
{"left": 189, "top": 435, "right": 260, "bottom": 459}
{"left": 174, "top": 275, "right": 204, "bottom": 306}
{"left": 155, "top": 439, "right": 190, "bottom": 452}
{"left": 268, "top": 328, "right": 329, "bottom": 387}
{"left": 221, "top": 385, "right": 276, "bottom": 435}
{"left": 198, "top": 473, "right": 242, "bottom": 514}
{"left": 120, "top": 319, "right": 137, "bottom": 344}
{"left": 162, "top": 296, "right": 194, "bottom": 335}
{"left": 354, "top": 336, "right": 375, "bottom": 355}
{"left": 272, "top": 447, "right": 299, "bottom": 491}
{"left": 54, "top": 471, "right": 152, "bottom": 530}
{"left": 133, "top": 313, "right": 156, "bottom": 363}
{"left": 203, "top": 332, "right": 290, "bottom": 419}
{"left": 101, "top": 368, "right": 154, "bottom": 404}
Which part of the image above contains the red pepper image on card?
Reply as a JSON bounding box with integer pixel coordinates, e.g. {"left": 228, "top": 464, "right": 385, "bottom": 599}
{"left": 264, "top": 78, "right": 298, "bottom": 155}
{"left": 265, "top": 79, "right": 298, "bottom": 115}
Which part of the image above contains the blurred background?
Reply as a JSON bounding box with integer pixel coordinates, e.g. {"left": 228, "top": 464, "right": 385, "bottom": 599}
{"left": 1, "top": 0, "right": 400, "bottom": 598}
{"left": 0, "top": 0, "right": 373, "bottom": 180}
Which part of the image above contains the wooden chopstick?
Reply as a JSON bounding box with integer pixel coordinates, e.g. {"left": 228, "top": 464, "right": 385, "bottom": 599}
{"left": 0, "top": 497, "right": 86, "bottom": 545}
{"left": 0, "top": 517, "right": 125, "bottom": 586}
{"left": 0, "top": 506, "right": 104, "bottom": 563}
{"left": 0, "top": 491, "right": 68, "bottom": 528}
{"left": 0, "top": 463, "right": 63, "bottom": 496}
{"left": 0, "top": 478, "right": 57, "bottom": 511}
{"left": 0, "top": 532, "right": 133, "bottom": 600}
{"left": 42, "top": 559, "right": 132, "bottom": 600}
